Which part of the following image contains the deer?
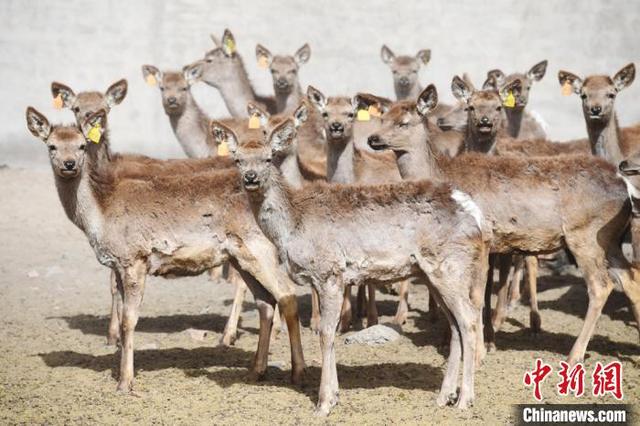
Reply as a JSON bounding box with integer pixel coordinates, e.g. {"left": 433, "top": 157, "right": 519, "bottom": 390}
{"left": 255, "top": 43, "right": 311, "bottom": 114}
{"left": 363, "top": 83, "right": 640, "bottom": 363}
{"left": 558, "top": 63, "right": 638, "bottom": 166}
{"left": 25, "top": 107, "right": 307, "bottom": 392}
{"left": 212, "top": 115, "right": 491, "bottom": 414}
{"left": 380, "top": 44, "right": 431, "bottom": 101}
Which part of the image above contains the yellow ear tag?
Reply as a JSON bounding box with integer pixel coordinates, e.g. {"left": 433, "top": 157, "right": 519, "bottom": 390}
{"left": 225, "top": 38, "right": 236, "bottom": 54}
{"left": 503, "top": 91, "right": 516, "bottom": 108}
{"left": 258, "top": 56, "right": 269, "bottom": 69}
{"left": 217, "top": 140, "right": 229, "bottom": 156}
{"left": 87, "top": 123, "right": 102, "bottom": 144}
{"left": 52, "top": 94, "right": 63, "bottom": 110}
{"left": 368, "top": 105, "right": 381, "bottom": 118}
{"left": 146, "top": 74, "right": 157, "bottom": 86}
{"left": 561, "top": 81, "right": 572, "bottom": 96}
{"left": 357, "top": 109, "right": 370, "bottom": 121}
{"left": 248, "top": 115, "right": 260, "bottom": 129}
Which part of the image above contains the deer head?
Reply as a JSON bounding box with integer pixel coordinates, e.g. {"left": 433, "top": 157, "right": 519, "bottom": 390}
{"left": 380, "top": 45, "right": 431, "bottom": 99}
{"left": 558, "top": 63, "right": 635, "bottom": 124}
{"left": 142, "top": 63, "right": 202, "bottom": 115}
{"left": 307, "top": 85, "right": 358, "bottom": 141}
{"left": 195, "top": 29, "right": 242, "bottom": 88}
{"left": 51, "top": 79, "right": 127, "bottom": 123}
{"left": 484, "top": 60, "right": 547, "bottom": 109}
{"left": 256, "top": 43, "right": 310, "bottom": 94}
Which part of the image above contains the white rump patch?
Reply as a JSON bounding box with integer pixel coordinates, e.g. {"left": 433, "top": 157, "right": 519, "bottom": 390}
{"left": 451, "top": 189, "right": 484, "bottom": 229}
{"left": 529, "top": 110, "right": 549, "bottom": 134}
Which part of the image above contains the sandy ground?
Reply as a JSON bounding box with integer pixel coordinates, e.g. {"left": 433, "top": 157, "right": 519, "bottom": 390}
{"left": 1, "top": 166, "right": 639, "bottom": 425}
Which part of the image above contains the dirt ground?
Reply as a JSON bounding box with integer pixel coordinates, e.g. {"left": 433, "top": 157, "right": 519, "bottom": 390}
{"left": 1, "top": 167, "right": 639, "bottom": 425}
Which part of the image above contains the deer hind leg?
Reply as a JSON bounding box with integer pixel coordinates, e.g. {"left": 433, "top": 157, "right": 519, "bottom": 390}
{"left": 116, "top": 259, "right": 147, "bottom": 392}
{"left": 427, "top": 285, "right": 440, "bottom": 323}
{"left": 564, "top": 243, "right": 613, "bottom": 365}
{"left": 220, "top": 266, "right": 247, "bottom": 347}
{"left": 107, "top": 268, "right": 123, "bottom": 346}
{"left": 525, "top": 256, "right": 541, "bottom": 334}
{"left": 315, "top": 277, "right": 343, "bottom": 417}
{"left": 310, "top": 286, "right": 321, "bottom": 334}
{"left": 393, "top": 280, "right": 411, "bottom": 325}
{"left": 356, "top": 285, "right": 367, "bottom": 319}
{"left": 607, "top": 246, "right": 640, "bottom": 341}
{"left": 483, "top": 254, "right": 496, "bottom": 352}
{"left": 366, "top": 283, "right": 378, "bottom": 327}
{"left": 491, "top": 254, "right": 513, "bottom": 333}
{"left": 507, "top": 255, "right": 524, "bottom": 309}
{"left": 338, "top": 285, "right": 353, "bottom": 333}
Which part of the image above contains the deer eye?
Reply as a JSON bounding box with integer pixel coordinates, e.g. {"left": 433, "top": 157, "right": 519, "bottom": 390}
{"left": 466, "top": 105, "right": 475, "bottom": 112}
{"left": 496, "top": 106, "right": 502, "bottom": 111}
{"left": 347, "top": 112, "right": 354, "bottom": 119}
{"left": 73, "top": 107, "right": 80, "bottom": 113}
{"left": 266, "top": 158, "right": 272, "bottom": 163}
{"left": 234, "top": 159, "right": 240, "bottom": 164}
{"left": 181, "top": 87, "right": 188, "bottom": 91}
{"left": 580, "top": 93, "right": 587, "bottom": 100}
{"left": 206, "top": 58, "right": 212, "bottom": 63}
{"left": 48, "top": 145, "right": 57, "bottom": 152}
{"left": 322, "top": 112, "right": 329, "bottom": 119}
{"left": 160, "top": 87, "right": 165, "bottom": 91}
{"left": 607, "top": 93, "right": 616, "bottom": 99}
{"left": 79, "top": 144, "right": 86, "bottom": 151}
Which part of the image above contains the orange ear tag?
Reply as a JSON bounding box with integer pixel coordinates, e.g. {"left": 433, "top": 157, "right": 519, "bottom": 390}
{"left": 52, "top": 94, "right": 63, "bottom": 110}
{"left": 368, "top": 105, "right": 381, "bottom": 118}
{"left": 258, "top": 56, "right": 269, "bottom": 69}
{"left": 248, "top": 115, "right": 260, "bottom": 129}
{"left": 357, "top": 109, "right": 370, "bottom": 121}
{"left": 146, "top": 74, "right": 157, "bottom": 86}
{"left": 217, "top": 140, "right": 229, "bottom": 156}
{"left": 561, "top": 81, "right": 572, "bottom": 96}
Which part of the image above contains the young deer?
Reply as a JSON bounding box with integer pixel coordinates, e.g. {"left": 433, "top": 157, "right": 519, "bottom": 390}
{"left": 364, "top": 84, "right": 640, "bottom": 362}
{"left": 255, "top": 43, "right": 311, "bottom": 113}
{"left": 26, "top": 107, "right": 306, "bottom": 391}
{"left": 380, "top": 45, "right": 431, "bottom": 101}
{"left": 52, "top": 79, "right": 127, "bottom": 125}
{"left": 213, "top": 116, "right": 490, "bottom": 414}
{"left": 558, "top": 63, "right": 638, "bottom": 166}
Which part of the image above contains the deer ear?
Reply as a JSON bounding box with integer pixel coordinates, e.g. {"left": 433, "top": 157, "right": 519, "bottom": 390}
{"left": 26, "top": 107, "right": 51, "bottom": 141}
{"left": 482, "top": 75, "right": 498, "bottom": 91}
{"left": 527, "top": 60, "right": 548, "bottom": 82}
{"left": 487, "top": 69, "right": 505, "bottom": 86}
{"left": 451, "top": 75, "right": 472, "bottom": 102}
{"left": 51, "top": 82, "right": 76, "bottom": 108}
{"left": 247, "top": 102, "right": 270, "bottom": 127}
{"left": 294, "top": 43, "right": 311, "bottom": 65}
{"left": 221, "top": 29, "right": 236, "bottom": 57}
{"left": 613, "top": 63, "right": 635, "bottom": 92}
{"left": 416, "top": 49, "right": 431, "bottom": 65}
{"left": 417, "top": 84, "right": 438, "bottom": 117}
{"left": 558, "top": 70, "right": 583, "bottom": 95}
{"left": 499, "top": 78, "right": 522, "bottom": 103}
{"left": 255, "top": 44, "right": 273, "bottom": 68}
{"left": 210, "top": 121, "right": 239, "bottom": 154}
{"left": 270, "top": 118, "right": 296, "bottom": 154}
{"left": 462, "top": 73, "right": 477, "bottom": 91}
{"left": 380, "top": 45, "right": 395, "bottom": 64}
{"left": 306, "top": 85, "right": 327, "bottom": 111}
{"left": 183, "top": 62, "right": 203, "bottom": 85}
{"left": 293, "top": 103, "right": 308, "bottom": 128}
{"left": 210, "top": 33, "right": 221, "bottom": 47}
{"left": 354, "top": 93, "right": 392, "bottom": 114}
{"left": 142, "top": 65, "right": 162, "bottom": 86}
{"left": 105, "top": 79, "right": 127, "bottom": 107}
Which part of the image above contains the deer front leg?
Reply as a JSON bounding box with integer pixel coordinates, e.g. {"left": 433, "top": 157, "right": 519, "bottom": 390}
{"left": 366, "top": 284, "right": 378, "bottom": 327}
{"left": 525, "top": 256, "right": 541, "bottom": 334}
{"left": 310, "top": 286, "right": 321, "bottom": 334}
{"left": 107, "top": 269, "right": 122, "bottom": 346}
{"left": 278, "top": 293, "right": 305, "bottom": 385}
{"left": 116, "top": 260, "right": 147, "bottom": 392}
{"left": 220, "top": 267, "right": 247, "bottom": 346}
{"left": 491, "top": 254, "right": 513, "bottom": 332}
{"left": 507, "top": 255, "right": 524, "bottom": 309}
{"left": 356, "top": 285, "right": 367, "bottom": 319}
{"left": 338, "top": 285, "right": 352, "bottom": 333}
{"left": 393, "top": 280, "right": 411, "bottom": 325}
{"left": 315, "top": 277, "right": 343, "bottom": 417}
{"left": 483, "top": 254, "right": 496, "bottom": 352}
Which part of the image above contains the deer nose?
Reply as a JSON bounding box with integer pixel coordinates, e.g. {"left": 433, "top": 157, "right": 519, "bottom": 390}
{"left": 244, "top": 170, "right": 258, "bottom": 182}
{"left": 64, "top": 160, "right": 76, "bottom": 170}
{"left": 367, "top": 134, "right": 379, "bottom": 145}
{"left": 619, "top": 160, "right": 629, "bottom": 172}
{"left": 167, "top": 96, "right": 177, "bottom": 105}
{"left": 398, "top": 76, "right": 410, "bottom": 86}
{"left": 276, "top": 78, "right": 289, "bottom": 88}
{"left": 330, "top": 122, "right": 344, "bottom": 132}
{"left": 591, "top": 105, "right": 602, "bottom": 116}
{"left": 481, "top": 116, "right": 490, "bottom": 124}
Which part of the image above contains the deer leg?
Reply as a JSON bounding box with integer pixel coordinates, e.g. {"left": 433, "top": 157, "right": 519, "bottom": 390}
{"left": 431, "top": 288, "right": 461, "bottom": 407}
{"left": 525, "top": 256, "right": 541, "bottom": 334}
{"left": 310, "top": 286, "right": 321, "bottom": 334}
{"left": 366, "top": 284, "right": 378, "bottom": 327}
{"left": 338, "top": 285, "right": 352, "bottom": 333}
{"left": 278, "top": 293, "right": 305, "bottom": 385}
{"left": 507, "top": 256, "right": 524, "bottom": 309}
{"left": 315, "top": 278, "right": 343, "bottom": 417}
{"left": 220, "top": 266, "right": 247, "bottom": 346}
{"left": 356, "top": 285, "right": 367, "bottom": 319}
{"left": 116, "top": 260, "right": 147, "bottom": 392}
{"left": 427, "top": 285, "right": 439, "bottom": 323}
{"left": 483, "top": 254, "right": 496, "bottom": 352}
{"left": 606, "top": 247, "right": 640, "bottom": 341}
{"left": 491, "top": 254, "right": 513, "bottom": 332}
{"left": 394, "top": 280, "right": 411, "bottom": 325}
{"left": 107, "top": 269, "right": 122, "bottom": 346}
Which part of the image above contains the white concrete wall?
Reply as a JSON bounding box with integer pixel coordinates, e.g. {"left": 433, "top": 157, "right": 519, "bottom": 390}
{"left": 2, "top": 0, "right": 639, "bottom": 166}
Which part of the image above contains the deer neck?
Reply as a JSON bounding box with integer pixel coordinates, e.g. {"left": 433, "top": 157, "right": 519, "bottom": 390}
{"left": 275, "top": 82, "right": 303, "bottom": 114}
{"left": 215, "top": 58, "right": 258, "bottom": 118}
{"left": 275, "top": 150, "right": 304, "bottom": 190}
{"left": 465, "top": 125, "right": 497, "bottom": 154}
{"left": 585, "top": 112, "right": 623, "bottom": 165}
{"left": 326, "top": 136, "right": 355, "bottom": 184}
{"left": 395, "top": 123, "right": 443, "bottom": 181}
{"left": 168, "top": 95, "right": 213, "bottom": 158}
{"left": 246, "top": 172, "right": 295, "bottom": 252}
{"left": 503, "top": 106, "right": 524, "bottom": 138}
{"left": 395, "top": 83, "right": 422, "bottom": 101}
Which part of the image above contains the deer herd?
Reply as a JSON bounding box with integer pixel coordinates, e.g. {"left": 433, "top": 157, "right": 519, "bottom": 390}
{"left": 24, "top": 29, "right": 640, "bottom": 416}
